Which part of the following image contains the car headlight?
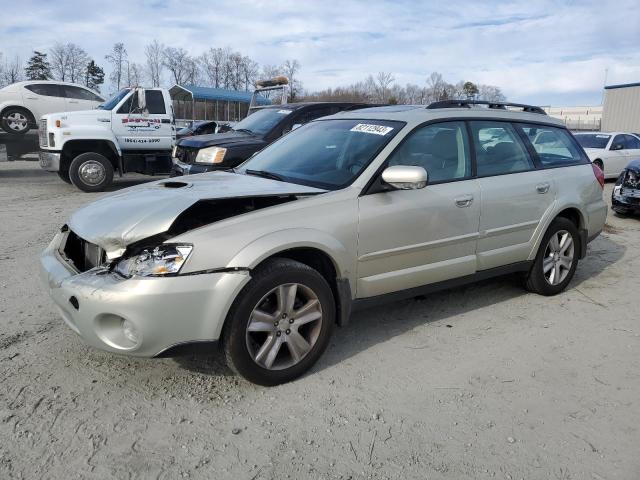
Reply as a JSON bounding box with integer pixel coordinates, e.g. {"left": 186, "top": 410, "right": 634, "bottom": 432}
{"left": 195, "top": 146, "right": 226, "bottom": 164}
{"left": 114, "top": 245, "right": 193, "bottom": 278}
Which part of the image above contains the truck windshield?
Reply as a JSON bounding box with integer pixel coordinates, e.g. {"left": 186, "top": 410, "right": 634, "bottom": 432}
{"left": 97, "top": 89, "right": 130, "bottom": 110}
{"left": 233, "top": 108, "right": 293, "bottom": 136}
{"left": 238, "top": 119, "right": 404, "bottom": 190}
{"left": 574, "top": 133, "right": 610, "bottom": 149}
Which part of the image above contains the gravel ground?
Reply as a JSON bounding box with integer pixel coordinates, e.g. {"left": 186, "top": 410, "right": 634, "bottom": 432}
{"left": 1, "top": 161, "right": 638, "bottom": 480}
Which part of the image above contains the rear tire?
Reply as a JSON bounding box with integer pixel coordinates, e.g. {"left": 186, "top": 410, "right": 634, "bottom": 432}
{"left": 593, "top": 159, "right": 604, "bottom": 172}
{"left": 69, "top": 152, "right": 114, "bottom": 192}
{"left": 1, "top": 107, "right": 33, "bottom": 135}
{"left": 525, "top": 217, "right": 579, "bottom": 296}
{"left": 223, "top": 258, "right": 335, "bottom": 386}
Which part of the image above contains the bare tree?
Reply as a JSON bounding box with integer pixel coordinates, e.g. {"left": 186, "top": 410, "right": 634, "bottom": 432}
{"left": 2, "top": 55, "right": 24, "bottom": 85}
{"left": 49, "top": 43, "right": 70, "bottom": 81}
{"left": 67, "top": 44, "right": 89, "bottom": 83}
{"left": 200, "top": 47, "right": 227, "bottom": 88}
{"left": 281, "top": 59, "right": 302, "bottom": 100}
{"left": 242, "top": 57, "right": 259, "bottom": 91}
{"left": 163, "top": 47, "right": 197, "bottom": 85}
{"left": 478, "top": 84, "right": 506, "bottom": 102}
{"left": 374, "top": 71, "right": 394, "bottom": 102}
{"left": 145, "top": 40, "right": 164, "bottom": 87}
{"left": 127, "top": 62, "right": 143, "bottom": 87}
{"left": 261, "top": 64, "right": 281, "bottom": 80}
{"left": 105, "top": 43, "right": 128, "bottom": 90}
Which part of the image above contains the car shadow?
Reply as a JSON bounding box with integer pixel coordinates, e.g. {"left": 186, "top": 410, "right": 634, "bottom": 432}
{"left": 174, "top": 234, "right": 625, "bottom": 380}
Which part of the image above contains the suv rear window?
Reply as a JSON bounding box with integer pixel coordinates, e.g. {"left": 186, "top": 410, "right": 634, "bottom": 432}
{"left": 520, "top": 124, "right": 587, "bottom": 167}
{"left": 470, "top": 121, "right": 534, "bottom": 176}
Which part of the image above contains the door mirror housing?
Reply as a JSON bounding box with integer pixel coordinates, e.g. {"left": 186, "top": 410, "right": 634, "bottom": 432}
{"left": 611, "top": 143, "right": 624, "bottom": 151}
{"left": 381, "top": 165, "right": 428, "bottom": 190}
{"left": 136, "top": 88, "right": 148, "bottom": 115}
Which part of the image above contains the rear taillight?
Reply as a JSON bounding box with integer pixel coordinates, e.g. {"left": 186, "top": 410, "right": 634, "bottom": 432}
{"left": 592, "top": 163, "right": 605, "bottom": 188}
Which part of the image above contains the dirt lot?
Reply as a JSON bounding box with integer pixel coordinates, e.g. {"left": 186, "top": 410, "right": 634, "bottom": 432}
{"left": 0, "top": 161, "right": 638, "bottom": 480}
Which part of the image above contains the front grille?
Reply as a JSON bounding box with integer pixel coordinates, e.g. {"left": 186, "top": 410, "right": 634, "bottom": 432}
{"left": 61, "top": 230, "right": 105, "bottom": 272}
{"left": 174, "top": 146, "right": 199, "bottom": 164}
{"left": 38, "top": 119, "right": 48, "bottom": 147}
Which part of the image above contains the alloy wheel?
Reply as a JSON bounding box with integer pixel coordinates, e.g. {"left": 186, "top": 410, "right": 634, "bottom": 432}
{"left": 6, "top": 112, "right": 28, "bottom": 132}
{"left": 543, "top": 229, "right": 574, "bottom": 286}
{"left": 246, "top": 283, "right": 323, "bottom": 370}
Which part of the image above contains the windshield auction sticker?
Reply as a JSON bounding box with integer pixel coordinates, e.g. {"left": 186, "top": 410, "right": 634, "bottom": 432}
{"left": 350, "top": 124, "right": 394, "bottom": 135}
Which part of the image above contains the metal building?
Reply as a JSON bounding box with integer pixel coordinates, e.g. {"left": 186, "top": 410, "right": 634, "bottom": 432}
{"left": 601, "top": 82, "right": 640, "bottom": 133}
{"left": 169, "top": 85, "right": 271, "bottom": 125}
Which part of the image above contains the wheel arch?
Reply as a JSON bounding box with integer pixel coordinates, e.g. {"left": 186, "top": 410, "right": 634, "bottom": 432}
{"left": 61, "top": 139, "right": 120, "bottom": 172}
{"left": 529, "top": 206, "right": 587, "bottom": 261}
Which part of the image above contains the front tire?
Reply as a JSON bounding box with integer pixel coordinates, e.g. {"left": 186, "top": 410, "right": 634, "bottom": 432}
{"left": 223, "top": 258, "right": 335, "bottom": 386}
{"left": 525, "top": 217, "right": 579, "bottom": 296}
{"left": 69, "top": 152, "right": 114, "bottom": 192}
{"left": 1, "top": 107, "right": 33, "bottom": 135}
{"left": 57, "top": 169, "right": 72, "bottom": 184}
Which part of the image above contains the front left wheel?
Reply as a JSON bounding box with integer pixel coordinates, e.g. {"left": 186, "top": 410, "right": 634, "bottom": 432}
{"left": 223, "top": 258, "right": 335, "bottom": 386}
{"left": 69, "top": 152, "right": 114, "bottom": 192}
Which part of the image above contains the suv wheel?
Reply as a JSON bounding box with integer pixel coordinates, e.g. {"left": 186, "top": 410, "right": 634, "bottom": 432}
{"left": 1, "top": 107, "right": 33, "bottom": 135}
{"left": 525, "top": 217, "right": 579, "bottom": 296}
{"left": 69, "top": 152, "right": 114, "bottom": 192}
{"left": 223, "top": 258, "right": 335, "bottom": 386}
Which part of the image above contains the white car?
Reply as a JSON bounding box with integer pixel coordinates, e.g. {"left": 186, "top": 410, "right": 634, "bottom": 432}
{"left": 0, "top": 81, "right": 104, "bottom": 135}
{"left": 574, "top": 132, "right": 640, "bottom": 179}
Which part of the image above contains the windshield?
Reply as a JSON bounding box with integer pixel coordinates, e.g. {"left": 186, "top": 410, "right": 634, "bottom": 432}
{"left": 233, "top": 108, "right": 293, "bottom": 136}
{"left": 238, "top": 119, "right": 404, "bottom": 190}
{"left": 177, "top": 126, "right": 193, "bottom": 135}
{"left": 97, "top": 89, "right": 130, "bottom": 110}
{"left": 575, "top": 133, "right": 610, "bottom": 149}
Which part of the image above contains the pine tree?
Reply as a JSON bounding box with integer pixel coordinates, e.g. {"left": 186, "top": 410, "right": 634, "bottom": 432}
{"left": 24, "top": 51, "right": 51, "bottom": 80}
{"left": 85, "top": 60, "right": 105, "bottom": 92}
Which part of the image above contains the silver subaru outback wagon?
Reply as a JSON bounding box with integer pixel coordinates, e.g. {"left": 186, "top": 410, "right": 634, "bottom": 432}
{"left": 40, "top": 101, "right": 607, "bottom": 385}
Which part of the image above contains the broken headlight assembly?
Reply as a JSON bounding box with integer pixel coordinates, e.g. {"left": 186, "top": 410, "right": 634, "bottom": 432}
{"left": 114, "top": 245, "right": 193, "bottom": 278}
{"left": 195, "top": 146, "right": 226, "bottom": 164}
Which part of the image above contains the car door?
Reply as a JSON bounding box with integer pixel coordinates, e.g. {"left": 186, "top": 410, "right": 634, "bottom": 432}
{"left": 605, "top": 134, "right": 629, "bottom": 176}
{"left": 111, "top": 89, "right": 173, "bottom": 150}
{"left": 471, "top": 120, "right": 556, "bottom": 270}
{"left": 357, "top": 121, "right": 480, "bottom": 298}
{"left": 22, "top": 83, "right": 66, "bottom": 119}
{"left": 62, "top": 85, "right": 103, "bottom": 111}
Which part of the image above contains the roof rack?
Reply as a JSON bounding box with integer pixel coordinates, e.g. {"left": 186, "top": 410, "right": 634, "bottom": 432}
{"left": 426, "top": 100, "right": 547, "bottom": 115}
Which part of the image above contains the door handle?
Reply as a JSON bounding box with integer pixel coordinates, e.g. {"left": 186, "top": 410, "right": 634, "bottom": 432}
{"left": 68, "top": 100, "right": 79, "bottom": 104}
{"left": 454, "top": 195, "right": 474, "bottom": 207}
{"left": 26, "top": 96, "right": 37, "bottom": 100}
{"left": 536, "top": 183, "right": 550, "bottom": 194}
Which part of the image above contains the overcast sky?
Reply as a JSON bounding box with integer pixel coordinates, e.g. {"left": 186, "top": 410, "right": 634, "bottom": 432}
{"left": 2, "top": 0, "right": 639, "bottom": 105}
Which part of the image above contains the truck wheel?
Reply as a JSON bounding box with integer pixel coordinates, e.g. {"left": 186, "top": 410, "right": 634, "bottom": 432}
{"left": 525, "top": 217, "right": 579, "bottom": 296}
{"left": 57, "top": 169, "right": 72, "bottom": 184}
{"left": 223, "top": 258, "right": 335, "bottom": 386}
{"left": 1, "top": 107, "right": 33, "bottom": 135}
{"left": 69, "top": 152, "right": 114, "bottom": 192}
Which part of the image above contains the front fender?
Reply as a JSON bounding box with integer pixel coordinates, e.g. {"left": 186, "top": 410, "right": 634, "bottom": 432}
{"left": 227, "top": 228, "right": 352, "bottom": 279}
{"left": 58, "top": 127, "right": 121, "bottom": 156}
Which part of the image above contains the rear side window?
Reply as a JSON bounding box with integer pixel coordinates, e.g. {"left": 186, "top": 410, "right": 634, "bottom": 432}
{"left": 145, "top": 90, "right": 166, "bottom": 114}
{"left": 623, "top": 134, "right": 640, "bottom": 150}
{"left": 519, "top": 124, "right": 587, "bottom": 167}
{"left": 470, "top": 121, "right": 534, "bottom": 176}
{"left": 63, "top": 85, "right": 103, "bottom": 102}
{"left": 388, "top": 121, "right": 471, "bottom": 183}
{"left": 25, "top": 84, "right": 63, "bottom": 97}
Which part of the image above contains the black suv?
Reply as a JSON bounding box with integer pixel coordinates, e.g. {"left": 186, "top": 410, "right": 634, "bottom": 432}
{"left": 171, "top": 102, "right": 367, "bottom": 175}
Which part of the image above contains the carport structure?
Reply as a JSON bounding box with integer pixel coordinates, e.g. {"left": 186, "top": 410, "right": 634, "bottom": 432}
{"left": 169, "top": 85, "right": 271, "bottom": 125}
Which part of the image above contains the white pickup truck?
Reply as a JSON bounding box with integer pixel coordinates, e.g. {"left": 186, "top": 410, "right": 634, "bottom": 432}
{"left": 39, "top": 87, "right": 176, "bottom": 192}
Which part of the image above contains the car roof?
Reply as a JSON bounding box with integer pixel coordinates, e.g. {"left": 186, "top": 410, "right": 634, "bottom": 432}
{"left": 325, "top": 104, "right": 565, "bottom": 127}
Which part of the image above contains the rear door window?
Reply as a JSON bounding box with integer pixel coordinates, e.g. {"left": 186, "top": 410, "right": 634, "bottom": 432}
{"left": 519, "top": 124, "right": 587, "bottom": 167}
{"left": 623, "top": 134, "right": 640, "bottom": 150}
{"left": 469, "top": 121, "right": 535, "bottom": 176}
{"left": 62, "top": 85, "right": 103, "bottom": 101}
{"left": 25, "top": 83, "right": 63, "bottom": 97}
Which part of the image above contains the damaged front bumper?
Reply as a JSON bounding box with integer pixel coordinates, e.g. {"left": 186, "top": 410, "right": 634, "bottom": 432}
{"left": 612, "top": 186, "right": 640, "bottom": 213}
{"left": 40, "top": 232, "right": 250, "bottom": 357}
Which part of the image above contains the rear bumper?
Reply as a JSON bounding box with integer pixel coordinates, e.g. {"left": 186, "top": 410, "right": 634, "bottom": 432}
{"left": 40, "top": 232, "right": 251, "bottom": 357}
{"left": 39, "top": 150, "right": 61, "bottom": 171}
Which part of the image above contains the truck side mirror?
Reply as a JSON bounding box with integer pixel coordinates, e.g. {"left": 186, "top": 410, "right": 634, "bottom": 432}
{"left": 137, "top": 89, "right": 147, "bottom": 115}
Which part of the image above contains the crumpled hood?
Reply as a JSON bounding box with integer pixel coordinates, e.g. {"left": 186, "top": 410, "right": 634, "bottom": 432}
{"left": 68, "top": 171, "right": 325, "bottom": 258}
{"left": 177, "top": 131, "right": 265, "bottom": 149}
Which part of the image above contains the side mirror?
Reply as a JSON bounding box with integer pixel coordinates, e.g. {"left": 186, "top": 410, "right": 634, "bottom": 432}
{"left": 137, "top": 88, "right": 147, "bottom": 115}
{"left": 611, "top": 143, "right": 624, "bottom": 151}
{"left": 381, "top": 165, "right": 428, "bottom": 190}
